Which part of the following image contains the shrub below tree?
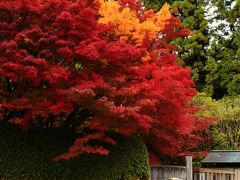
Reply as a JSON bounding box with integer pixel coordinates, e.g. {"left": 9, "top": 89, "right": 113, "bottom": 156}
{"left": 0, "top": 122, "right": 150, "bottom": 180}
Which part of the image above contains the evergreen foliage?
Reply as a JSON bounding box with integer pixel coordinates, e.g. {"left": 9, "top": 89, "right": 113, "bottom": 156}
{"left": 0, "top": 122, "right": 150, "bottom": 180}
{"left": 205, "top": 0, "right": 240, "bottom": 98}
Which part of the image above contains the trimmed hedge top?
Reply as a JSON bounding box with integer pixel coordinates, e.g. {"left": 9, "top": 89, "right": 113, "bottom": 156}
{"left": 0, "top": 122, "right": 149, "bottom": 180}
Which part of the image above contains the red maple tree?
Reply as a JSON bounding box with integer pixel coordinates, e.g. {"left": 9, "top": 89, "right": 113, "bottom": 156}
{"left": 0, "top": 0, "right": 208, "bottom": 160}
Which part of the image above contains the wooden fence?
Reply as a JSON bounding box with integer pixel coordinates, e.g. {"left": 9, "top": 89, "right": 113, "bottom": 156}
{"left": 193, "top": 168, "right": 240, "bottom": 180}
{"left": 151, "top": 165, "right": 187, "bottom": 180}
{"left": 150, "top": 156, "right": 240, "bottom": 180}
{"left": 150, "top": 155, "right": 192, "bottom": 180}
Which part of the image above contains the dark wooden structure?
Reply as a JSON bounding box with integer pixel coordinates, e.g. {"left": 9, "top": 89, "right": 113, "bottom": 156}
{"left": 193, "top": 150, "right": 240, "bottom": 180}
{"left": 202, "top": 150, "right": 240, "bottom": 168}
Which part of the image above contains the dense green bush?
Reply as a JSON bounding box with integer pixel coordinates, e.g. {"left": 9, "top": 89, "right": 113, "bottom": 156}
{"left": 0, "top": 122, "right": 149, "bottom": 180}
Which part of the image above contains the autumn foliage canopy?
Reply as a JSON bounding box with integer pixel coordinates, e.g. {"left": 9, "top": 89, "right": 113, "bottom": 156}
{"left": 0, "top": 0, "right": 206, "bottom": 160}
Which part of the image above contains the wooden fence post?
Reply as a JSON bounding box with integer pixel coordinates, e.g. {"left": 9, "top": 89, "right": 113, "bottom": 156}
{"left": 235, "top": 168, "right": 240, "bottom": 180}
{"left": 186, "top": 155, "right": 192, "bottom": 180}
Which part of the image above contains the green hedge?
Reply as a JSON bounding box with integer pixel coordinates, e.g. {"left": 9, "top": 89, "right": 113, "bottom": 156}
{"left": 0, "top": 122, "right": 149, "bottom": 180}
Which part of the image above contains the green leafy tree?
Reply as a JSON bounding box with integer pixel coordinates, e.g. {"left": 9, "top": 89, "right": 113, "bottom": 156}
{"left": 193, "top": 93, "right": 240, "bottom": 150}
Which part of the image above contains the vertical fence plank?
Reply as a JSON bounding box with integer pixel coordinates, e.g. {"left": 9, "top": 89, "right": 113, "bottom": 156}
{"left": 186, "top": 155, "right": 193, "bottom": 180}
{"left": 193, "top": 168, "right": 240, "bottom": 180}
{"left": 237, "top": 169, "right": 240, "bottom": 180}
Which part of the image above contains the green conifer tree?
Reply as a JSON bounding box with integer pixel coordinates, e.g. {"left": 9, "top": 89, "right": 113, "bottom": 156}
{"left": 205, "top": 0, "right": 240, "bottom": 98}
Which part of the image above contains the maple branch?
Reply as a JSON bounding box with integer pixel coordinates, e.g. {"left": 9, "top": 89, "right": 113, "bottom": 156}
{"left": 64, "top": 108, "right": 93, "bottom": 128}
{"left": 1, "top": 109, "right": 23, "bottom": 122}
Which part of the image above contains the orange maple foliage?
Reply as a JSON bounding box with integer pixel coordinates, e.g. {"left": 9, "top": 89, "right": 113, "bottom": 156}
{"left": 98, "top": 0, "right": 172, "bottom": 48}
